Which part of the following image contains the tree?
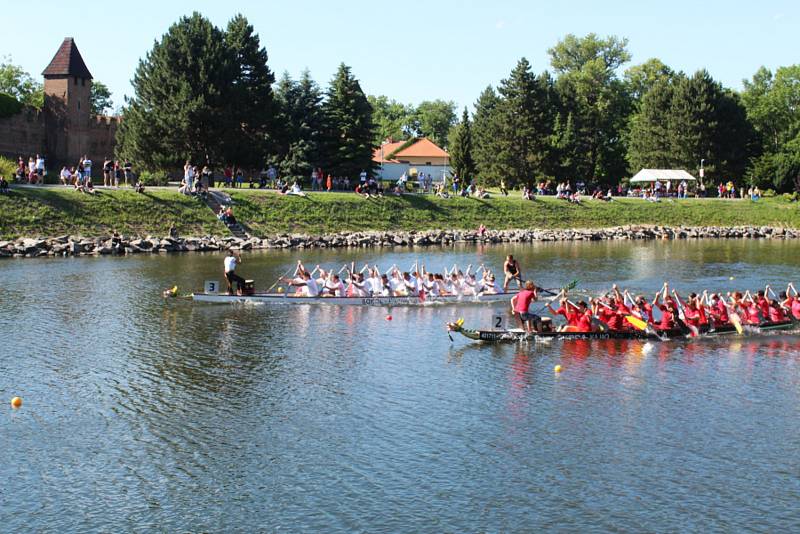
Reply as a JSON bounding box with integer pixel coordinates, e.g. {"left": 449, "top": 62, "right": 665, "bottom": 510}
{"left": 413, "top": 100, "right": 457, "bottom": 146}
{"left": 222, "top": 14, "right": 276, "bottom": 167}
{"left": 742, "top": 65, "right": 800, "bottom": 191}
{"left": 472, "top": 86, "right": 502, "bottom": 184}
{"left": 90, "top": 81, "right": 113, "bottom": 115}
{"left": 274, "top": 70, "right": 324, "bottom": 179}
{"left": 368, "top": 95, "right": 415, "bottom": 144}
{"left": 116, "top": 12, "right": 276, "bottom": 171}
{"left": 449, "top": 107, "right": 476, "bottom": 181}
{"left": 0, "top": 57, "right": 43, "bottom": 109}
{"left": 627, "top": 70, "right": 754, "bottom": 184}
{"left": 624, "top": 58, "right": 674, "bottom": 103}
{"left": 321, "top": 63, "right": 375, "bottom": 178}
{"left": 492, "top": 58, "right": 555, "bottom": 187}
{"left": 549, "top": 34, "right": 632, "bottom": 185}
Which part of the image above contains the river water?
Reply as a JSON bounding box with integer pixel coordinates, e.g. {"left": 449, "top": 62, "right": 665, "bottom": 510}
{"left": 2, "top": 240, "right": 800, "bottom": 532}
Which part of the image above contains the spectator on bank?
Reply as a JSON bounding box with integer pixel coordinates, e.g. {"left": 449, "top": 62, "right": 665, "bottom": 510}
{"left": 183, "top": 160, "right": 194, "bottom": 190}
{"left": 0, "top": 175, "right": 9, "bottom": 194}
{"left": 82, "top": 155, "right": 92, "bottom": 180}
{"left": 114, "top": 161, "right": 122, "bottom": 188}
{"left": 475, "top": 186, "right": 490, "bottom": 199}
{"left": 522, "top": 185, "right": 534, "bottom": 201}
{"left": 27, "top": 157, "right": 35, "bottom": 179}
{"left": 223, "top": 165, "right": 232, "bottom": 187}
{"left": 35, "top": 154, "right": 45, "bottom": 182}
{"left": 59, "top": 166, "right": 71, "bottom": 186}
{"left": 135, "top": 179, "right": 145, "bottom": 193}
{"left": 236, "top": 167, "right": 244, "bottom": 188}
{"left": 123, "top": 160, "right": 133, "bottom": 186}
{"left": 178, "top": 178, "right": 191, "bottom": 195}
{"left": 288, "top": 181, "right": 307, "bottom": 197}
{"left": 103, "top": 157, "right": 113, "bottom": 187}
{"left": 85, "top": 176, "right": 97, "bottom": 194}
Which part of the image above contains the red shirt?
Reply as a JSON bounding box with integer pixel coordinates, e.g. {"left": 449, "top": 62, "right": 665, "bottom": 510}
{"left": 769, "top": 306, "right": 785, "bottom": 323}
{"left": 757, "top": 297, "right": 770, "bottom": 318}
{"left": 575, "top": 310, "right": 592, "bottom": 332}
{"left": 714, "top": 300, "right": 729, "bottom": 323}
{"left": 792, "top": 298, "right": 800, "bottom": 320}
{"left": 683, "top": 307, "right": 700, "bottom": 328}
{"left": 639, "top": 302, "right": 653, "bottom": 323}
{"left": 658, "top": 309, "right": 674, "bottom": 330}
{"left": 514, "top": 289, "right": 536, "bottom": 313}
{"left": 605, "top": 309, "right": 624, "bottom": 331}
{"left": 746, "top": 304, "right": 761, "bottom": 324}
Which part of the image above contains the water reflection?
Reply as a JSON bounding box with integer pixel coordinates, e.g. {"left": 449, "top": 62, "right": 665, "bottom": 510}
{"left": 2, "top": 240, "right": 800, "bottom": 532}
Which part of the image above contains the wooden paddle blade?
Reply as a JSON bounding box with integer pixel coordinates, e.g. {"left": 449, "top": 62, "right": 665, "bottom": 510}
{"left": 626, "top": 315, "right": 648, "bottom": 331}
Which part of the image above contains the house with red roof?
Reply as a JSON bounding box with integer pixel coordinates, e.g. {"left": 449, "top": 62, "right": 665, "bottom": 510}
{"left": 373, "top": 137, "right": 449, "bottom": 182}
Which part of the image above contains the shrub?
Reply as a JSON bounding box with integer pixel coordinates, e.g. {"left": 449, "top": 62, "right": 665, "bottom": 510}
{"left": 780, "top": 192, "right": 799, "bottom": 202}
{"left": 0, "top": 156, "right": 17, "bottom": 179}
{"left": 138, "top": 170, "right": 170, "bottom": 186}
{"left": 0, "top": 93, "right": 23, "bottom": 118}
{"left": 762, "top": 189, "right": 776, "bottom": 197}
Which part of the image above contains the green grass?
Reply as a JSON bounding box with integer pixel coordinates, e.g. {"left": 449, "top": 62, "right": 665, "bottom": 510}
{"left": 229, "top": 189, "right": 800, "bottom": 236}
{"left": 0, "top": 187, "right": 227, "bottom": 239}
{"left": 1, "top": 186, "right": 799, "bottom": 240}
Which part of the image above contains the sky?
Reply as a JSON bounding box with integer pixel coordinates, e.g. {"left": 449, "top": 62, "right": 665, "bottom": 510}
{"left": 2, "top": 0, "right": 798, "bottom": 110}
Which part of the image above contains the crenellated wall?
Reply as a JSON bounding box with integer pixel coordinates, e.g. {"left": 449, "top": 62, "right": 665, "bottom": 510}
{"left": 0, "top": 108, "right": 47, "bottom": 160}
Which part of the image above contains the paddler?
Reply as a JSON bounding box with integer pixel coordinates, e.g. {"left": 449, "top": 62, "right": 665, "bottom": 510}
{"left": 709, "top": 294, "right": 730, "bottom": 327}
{"left": 282, "top": 264, "right": 320, "bottom": 297}
{"left": 223, "top": 249, "right": 246, "bottom": 296}
{"left": 510, "top": 280, "right": 541, "bottom": 333}
{"left": 782, "top": 284, "right": 800, "bottom": 320}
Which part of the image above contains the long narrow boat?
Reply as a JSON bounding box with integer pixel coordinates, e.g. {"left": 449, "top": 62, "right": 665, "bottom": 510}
{"left": 447, "top": 319, "right": 798, "bottom": 343}
{"left": 190, "top": 291, "right": 516, "bottom": 306}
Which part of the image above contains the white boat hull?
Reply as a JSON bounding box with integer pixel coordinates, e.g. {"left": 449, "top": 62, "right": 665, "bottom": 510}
{"left": 189, "top": 292, "right": 513, "bottom": 306}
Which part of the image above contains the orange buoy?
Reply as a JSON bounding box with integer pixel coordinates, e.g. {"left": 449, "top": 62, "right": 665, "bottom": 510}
{"left": 11, "top": 396, "right": 22, "bottom": 408}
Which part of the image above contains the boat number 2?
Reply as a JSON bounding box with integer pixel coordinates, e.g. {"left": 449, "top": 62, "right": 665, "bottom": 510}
{"left": 494, "top": 315, "right": 503, "bottom": 329}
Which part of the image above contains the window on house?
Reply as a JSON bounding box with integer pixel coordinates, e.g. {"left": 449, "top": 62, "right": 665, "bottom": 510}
{"left": 77, "top": 100, "right": 80, "bottom": 110}
{"left": 81, "top": 79, "right": 85, "bottom": 86}
{"left": 426, "top": 162, "right": 431, "bottom": 166}
{"left": 74, "top": 77, "right": 78, "bottom": 85}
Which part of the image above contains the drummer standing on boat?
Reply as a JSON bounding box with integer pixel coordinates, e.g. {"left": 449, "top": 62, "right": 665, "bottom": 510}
{"left": 224, "top": 249, "right": 246, "bottom": 295}
{"left": 503, "top": 255, "right": 523, "bottom": 290}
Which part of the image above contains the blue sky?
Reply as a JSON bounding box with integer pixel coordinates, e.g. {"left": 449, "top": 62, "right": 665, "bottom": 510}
{"left": 2, "top": 0, "right": 798, "bottom": 110}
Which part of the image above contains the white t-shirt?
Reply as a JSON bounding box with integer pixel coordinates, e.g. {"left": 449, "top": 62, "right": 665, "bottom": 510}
{"left": 304, "top": 278, "right": 319, "bottom": 297}
{"left": 367, "top": 276, "right": 382, "bottom": 295}
{"left": 224, "top": 255, "right": 237, "bottom": 272}
{"left": 60, "top": 168, "right": 70, "bottom": 180}
{"left": 36, "top": 157, "right": 44, "bottom": 170}
{"left": 83, "top": 160, "right": 92, "bottom": 174}
{"left": 326, "top": 280, "right": 345, "bottom": 297}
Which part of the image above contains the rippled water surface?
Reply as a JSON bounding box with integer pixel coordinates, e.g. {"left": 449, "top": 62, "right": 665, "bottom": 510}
{"left": 2, "top": 240, "right": 800, "bottom": 532}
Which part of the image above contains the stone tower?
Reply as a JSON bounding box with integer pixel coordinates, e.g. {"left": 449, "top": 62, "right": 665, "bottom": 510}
{"left": 42, "top": 37, "right": 93, "bottom": 164}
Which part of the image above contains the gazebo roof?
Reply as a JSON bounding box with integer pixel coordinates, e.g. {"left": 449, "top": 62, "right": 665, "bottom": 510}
{"left": 630, "top": 169, "right": 697, "bottom": 182}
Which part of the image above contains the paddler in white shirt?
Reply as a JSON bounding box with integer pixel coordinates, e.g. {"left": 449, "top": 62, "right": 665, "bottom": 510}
{"left": 282, "top": 264, "right": 319, "bottom": 297}
{"left": 323, "top": 274, "right": 345, "bottom": 297}
{"left": 402, "top": 272, "right": 418, "bottom": 296}
{"left": 366, "top": 267, "right": 382, "bottom": 296}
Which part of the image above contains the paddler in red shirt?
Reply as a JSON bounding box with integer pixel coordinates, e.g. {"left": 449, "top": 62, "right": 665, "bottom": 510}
{"left": 547, "top": 296, "right": 579, "bottom": 329}
{"left": 573, "top": 301, "right": 594, "bottom": 332}
{"left": 768, "top": 299, "right": 787, "bottom": 323}
{"left": 709, "top": 294, "right": 730, "bottom": 327}
{"left": 654, "top": 304, "right": 676, "bottom": 331}
{"left": 782, "top": 284, "right": 800, "bottom": 320}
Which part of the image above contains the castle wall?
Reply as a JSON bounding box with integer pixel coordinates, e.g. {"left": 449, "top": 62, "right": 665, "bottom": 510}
{"left": 0, "top": 109, "right": 47, "bottom": 160}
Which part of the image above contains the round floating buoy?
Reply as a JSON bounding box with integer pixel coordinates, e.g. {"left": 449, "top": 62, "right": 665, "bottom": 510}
{"left": 386, "top": 315, "right": 393, "bottom": 321}
{"left": 277, "top": 287, "right": 285, "bottom": 293}
{"left": 729, "top": 276, "right": 735, "bottom": 281}
{"left": 554, "top": 365, "right": 563, "bottom": 373}
{"left": 11, "top": 396, "right": 22, "bottom": 409}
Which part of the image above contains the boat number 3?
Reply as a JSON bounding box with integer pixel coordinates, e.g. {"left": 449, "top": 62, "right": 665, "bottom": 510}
{"left": 204, "top": 280, "right": 219, "bottom": 294}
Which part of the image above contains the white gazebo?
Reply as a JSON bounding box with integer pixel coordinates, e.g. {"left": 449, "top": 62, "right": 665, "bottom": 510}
{"left": 629, "top": 169, "right": 697, "bottom": 183}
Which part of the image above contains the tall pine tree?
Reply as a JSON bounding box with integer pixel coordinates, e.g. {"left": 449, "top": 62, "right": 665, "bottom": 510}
{"left": 321, "top": 63, "right": 376, "bottom": 178}
{"left": 274, "top": 70, "right": 324, "bottom": 179}
{"left": 449, "top": 107, "right": 476, "bottom": 181}
{"left": 472, "top": 86, "right": 502, "bottom": 184}
{"left": 493, "top": 58, "right": 554, "bottom": 187}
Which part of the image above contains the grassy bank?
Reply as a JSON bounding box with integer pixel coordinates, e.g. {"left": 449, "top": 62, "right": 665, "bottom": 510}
{"left": 0, "top": 187, "right": 226, "bottom": 239}
{"left": 1, "top": 186, "right": 798, "bottom": 240}
{"left": 228, "top": 190, "right": 800, "bottom": 236}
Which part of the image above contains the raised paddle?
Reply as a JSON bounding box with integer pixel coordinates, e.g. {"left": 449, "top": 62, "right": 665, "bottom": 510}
{"left": 266, "top": 264, "right": 297, "bottom": 293}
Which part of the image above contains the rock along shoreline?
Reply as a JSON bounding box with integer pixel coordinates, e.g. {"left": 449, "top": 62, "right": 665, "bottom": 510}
{"left": 2, "top": 225, "right": 799, "bottom": 259}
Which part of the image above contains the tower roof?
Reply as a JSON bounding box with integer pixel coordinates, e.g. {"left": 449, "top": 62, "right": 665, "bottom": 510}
{"left": 42, "top": 38, "right": 93, "bottom": 79}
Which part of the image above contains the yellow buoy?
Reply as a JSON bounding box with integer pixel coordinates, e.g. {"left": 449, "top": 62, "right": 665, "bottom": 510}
{"left": 277, "top": 287, "right": 285, "bottom": 293}
{"left": 11, "top": 396, "right": 22, "bottom": 408}
{"left": 554, "top": 365, "right": 563, "bottom": 373}
{"left": 729, "top": 276, "right": 735, "bottom": 281}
